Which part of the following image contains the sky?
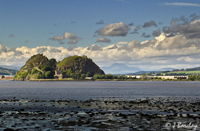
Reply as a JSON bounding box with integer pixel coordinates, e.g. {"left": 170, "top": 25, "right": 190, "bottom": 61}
{"left": 1, "top": 0, "right": 200, "bottom": 71}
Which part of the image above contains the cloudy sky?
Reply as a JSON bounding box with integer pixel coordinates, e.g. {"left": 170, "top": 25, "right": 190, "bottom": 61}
{"left": 1, "top": 0, "right": 200, "bottom": 70}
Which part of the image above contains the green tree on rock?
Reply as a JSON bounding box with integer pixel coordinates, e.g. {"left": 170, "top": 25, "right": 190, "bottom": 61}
{"left": 45, "top": 71, "right": 53, "bottom": 78}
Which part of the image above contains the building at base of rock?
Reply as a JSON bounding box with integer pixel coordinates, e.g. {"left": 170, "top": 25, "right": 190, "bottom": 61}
{"left": 54, "top": 70, "right": 63, "bottom": 79}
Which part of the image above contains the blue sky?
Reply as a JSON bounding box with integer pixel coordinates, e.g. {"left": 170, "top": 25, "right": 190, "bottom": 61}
{"left": 1, "top": 0, "right": 199, "bottom": 48}
{"left": 1, "top": 0, "right": 200, "bottom": 70}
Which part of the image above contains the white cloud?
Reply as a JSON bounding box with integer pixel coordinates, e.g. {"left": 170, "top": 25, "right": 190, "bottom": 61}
{"left": 163, "top": 18, "right": 200, "bottom": 39}
{"left": 141, "top": 40, "right": 149, "bottom": 45}
{"left": 96, "top": 38, "right": 111, "bottom": 43}
{"left": 1, "top": 29, "right": 200, "bottom": 70}
{"left": 164, "top": 2, "right": 200, "bottom": 7}
{"left": 117, "top": 41, "right": 128, "bottom": 45}
{"left": 96, "top": 22, "right": 129, "bottom": 36}
{"left": 177, "top": 56, "right": 200, "bottom": 62}
{"left": 64, "top": 32, "right": 78, "bottom": 39}
{"left": 0, "top": 44, "right": 8, "bottom": 53}
{"left": 49, "top": 36, "right": 64, "bottom": 41}
{"left": 49, "top": 32, "right": 81, "bottom": 44}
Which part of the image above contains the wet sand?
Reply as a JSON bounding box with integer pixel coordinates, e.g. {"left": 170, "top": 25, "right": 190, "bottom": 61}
{"left": 0, "top": 97, "right": 200, "bottom": 131}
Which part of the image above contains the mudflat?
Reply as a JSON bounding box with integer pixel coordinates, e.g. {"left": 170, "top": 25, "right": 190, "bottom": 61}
{"left": 0, "top": 97, "right": 200, "bottom": 131}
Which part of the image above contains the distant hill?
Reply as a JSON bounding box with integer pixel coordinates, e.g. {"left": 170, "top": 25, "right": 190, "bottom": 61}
{"left": 101, "top": 63, "right": 141, "bottom": 74}
{"left": 158, "top": 68, "right": 175, "bottom": 71}
{"left": 14, "top": 54, "right": 104, "bottom": 80}
{"left": 185, "top": 67, "right": 200, "bottom": 71}
{"left": 165, "top": 70, "right": 200, "bottom": 75}
{"left": 130, "top": 66, "right": 200, "bottom": 76}
{"left": 163, "top": 66, "right": 200, "bottom": 75}
{"left": 127, "top": 71, "right": 160, "bottom": 75}
{"left": 0, "top": 65, "right": 21, "bottom": 70}
{"left": 126, "top": 67, "right": 175, "bottom": 75}
{"left": 0, "top": 67, "right": 17, "bottom": 75}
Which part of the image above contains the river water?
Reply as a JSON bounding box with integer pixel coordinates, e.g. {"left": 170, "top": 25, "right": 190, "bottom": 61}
{"left": 0, "top": 80, "right": 200, "bottom": 100}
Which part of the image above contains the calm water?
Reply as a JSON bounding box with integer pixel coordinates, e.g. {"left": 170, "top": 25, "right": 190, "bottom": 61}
{"left": 0, "top": 80, "right": 200, "bottom": 100}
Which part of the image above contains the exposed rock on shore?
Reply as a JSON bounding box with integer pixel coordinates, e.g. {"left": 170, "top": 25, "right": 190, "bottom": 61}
{"left": 0, "top": 97, "right": 199, "bottom": 131}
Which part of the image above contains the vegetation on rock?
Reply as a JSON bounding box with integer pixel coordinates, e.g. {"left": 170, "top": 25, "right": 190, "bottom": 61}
{"left": 57, "top": 55, "right": 104, "bottom": 78}
{"left": 14, "top": 54, "right": 104, "bottom": 80}
{"left": 14, "top": 54, "right": 56, "bottom": 80}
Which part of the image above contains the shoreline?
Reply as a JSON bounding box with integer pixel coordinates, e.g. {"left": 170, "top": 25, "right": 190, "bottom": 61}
{"left": 8, "top": 78, "right": 192, "bottom": 82}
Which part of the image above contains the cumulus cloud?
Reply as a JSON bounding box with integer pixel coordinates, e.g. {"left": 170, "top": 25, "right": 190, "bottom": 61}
{"left": 141, "top": 33, "right": 151, "bottom": 38}
{"left": 49, "top": 36, "right": 64, "bottom": 41}
{"left": 67, "top": 40, "right": 77, "bottom": 44}
{"left": 129, "top": 25, "right": 142, "bottom": 34}
{"left": 0, "top": 44, "right": 8, "bottom": 53}
{"left": 67, "top": 46, "right": 74, "bottom": 51}
{"left": 128, "top": 23, "right": 134, "bottom": 26}
{"left": 108, "top": 45, "right": 118, "bottom": 49}
{"left": 49, "top": 32, "right": 81, "bottom": 44}
{"left": 152, "top": 29, "right": 161, "bottom": 37}
{"left": 143, "top": 21, "right": 157, "bottom": 28}
{"left": 155, "top": 33, "right": 200, "bottom": 50}
{"left": 118, "top": 40, "right": 141, "bottom": 50}
{"left": 1, "top": 30, "right": 200, "bottom": 70}
{"left": 87, "top": 45, "right": 102, "bottom": 51}
{"left": 96, "top": 20, "right": 104, "bottom": 25}
{"left": 50, "top": 48, "right": 61, "bottom": 53}
{"left": 163, "top": 17, "right": 200, "bottom": 39}
{"left": 96, "top": 22, "right": 129, "bottom": 36}
{"left": 117, "top": 41, "right": 128, "bottom": 45}
{"left": 37, "top": 47, "right": 48, "bottom": 54}
{"left": 96, "top": 38, "right": 111, "bottom": 43}
{"left": 190, "top": 13, "right": 199, "bottom": 22}
{"left": 64, "top": 32, "right": 78, "bottom": 39}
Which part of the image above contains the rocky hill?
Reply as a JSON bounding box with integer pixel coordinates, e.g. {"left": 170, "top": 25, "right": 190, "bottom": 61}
{"left": 14, "top": 54, "right": 56, "bottom": 80}
{"left": 57, "top": 55, "right": 104, "bottom": 77}
{"left": 14, "top": 54, "right": 104, "bottom": 80}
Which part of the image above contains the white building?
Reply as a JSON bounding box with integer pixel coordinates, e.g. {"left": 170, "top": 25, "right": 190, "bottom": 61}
{"left": 149, "top": 76, "right": 188, "bottom": 79}
{"left": 126, "top": 75, "right": 141, "bottom": 79}
{"left": 85, "top": 77, "right": 93, "bottom": 80}
{"left": 126, "top": 75, "right": 188, "bottom": 79}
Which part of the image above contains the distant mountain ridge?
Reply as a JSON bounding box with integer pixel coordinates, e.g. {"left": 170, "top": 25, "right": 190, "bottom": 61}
{"left": 101, "top": 63, "right": 141, "bottom": 74}
{"left": 126, "top": 68, "right": 175, "bottom": 75}
{"left": 158, "top": 68, "right": 176, "bottom": 71}
{"left": 0, "top": 67, "right": 17, "bottom": 75}
{"left": 0, "top": 65, "right": 21, "bottom": 70}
